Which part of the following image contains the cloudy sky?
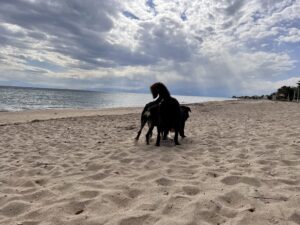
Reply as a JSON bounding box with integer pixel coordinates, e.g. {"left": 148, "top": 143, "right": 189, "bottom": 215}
{"left": 0, "top": 0, "right": 299, "bottom": 97}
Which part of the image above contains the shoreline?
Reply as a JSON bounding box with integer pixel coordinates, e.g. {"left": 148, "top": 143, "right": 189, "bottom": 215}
{"left": 0, "top": 100, "right": 236, "bottom": 126}
{"left": 0, "top": 107, "right": 142, "bottom": 126}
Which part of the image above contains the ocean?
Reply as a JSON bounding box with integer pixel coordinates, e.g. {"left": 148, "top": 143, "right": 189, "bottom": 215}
{"left": 0, "top": 86, "right": 231, "bottom": 112}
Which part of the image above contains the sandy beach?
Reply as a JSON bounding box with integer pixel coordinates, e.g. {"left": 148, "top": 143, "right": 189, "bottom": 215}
{"left": 0, "top": 100, "right": 300, "bottom": 225}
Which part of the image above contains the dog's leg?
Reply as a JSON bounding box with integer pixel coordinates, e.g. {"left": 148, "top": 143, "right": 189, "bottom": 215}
{"left": 147, "top": 121, "right": 153, "bottom": 139}
{"left": 174, "top": 129, "right": 180, "bottom": 145}
{"left": 179, "top": 122, "right": 186, "bottom": 138}
{"left": 162, "top": 129, "right": 168, "bottom": 140}
{"left": 135, "top": 119, "right": 146, "bottom": 141}
{"left": 156, "top": 126, "right": 161, "bottom": 146}
{"left": 146, "top": 125, "right": 154, "bottom": 145}
{"left": 135, "top": 129, "right": 142, "bottom": 141}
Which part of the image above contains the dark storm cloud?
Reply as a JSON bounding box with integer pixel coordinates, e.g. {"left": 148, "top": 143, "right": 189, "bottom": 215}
{"left": 0, "top": 24, "right": 27, "bottom": 47}
{"left": 0, "top": 0, "right": 114, "bottom": 34}
{"left": 224, "top": 0, "right": 246, "bottom": 15}
{"left": 138, "top": 17, "right": 192, "bottom": 62}
{"left": 28, "top": 31, "right": 47, "bottom": 40}
{"left": 0, "top": 0, "right": 156, "bottom": 69}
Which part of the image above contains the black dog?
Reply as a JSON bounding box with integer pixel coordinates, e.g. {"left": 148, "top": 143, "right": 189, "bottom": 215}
{"left": 177, "top": 105, "right": 191, "bottom": 138}
{"left": 135, "top": 105, "right": 191, "bottom": 145}
{"left": 156, "top": 97, "right": 181, "bottom": 146}
{"left": 150, "top": 83, "right": 181, "bottom": 146}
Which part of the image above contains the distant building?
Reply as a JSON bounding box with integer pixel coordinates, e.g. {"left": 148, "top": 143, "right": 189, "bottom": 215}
{"left": 276, "top": 93, "right": 286, "bottom": 100}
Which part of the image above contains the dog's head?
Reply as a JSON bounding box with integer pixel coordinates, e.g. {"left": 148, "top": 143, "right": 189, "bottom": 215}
{"left": 180, "top": 106, "right": 191, "bottom": 121}
{"left": 150, "top": 83, "right": 159, "bottom": 99}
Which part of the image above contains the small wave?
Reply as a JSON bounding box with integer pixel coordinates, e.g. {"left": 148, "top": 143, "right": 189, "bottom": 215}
{"left": 0, "top": 105, "right": 26, "bottom": 112}
{"left": 0, "top": 86, "right": 232, "bottom": 112}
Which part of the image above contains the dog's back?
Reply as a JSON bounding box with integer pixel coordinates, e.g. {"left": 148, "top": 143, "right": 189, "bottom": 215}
{"left": 159, "top": 97, "right": 181, "bottom": 129}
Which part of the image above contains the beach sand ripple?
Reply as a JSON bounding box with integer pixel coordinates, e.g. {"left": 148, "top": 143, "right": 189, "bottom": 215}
{"left": 1, "top": 100, "right": 300, "bottom": 225}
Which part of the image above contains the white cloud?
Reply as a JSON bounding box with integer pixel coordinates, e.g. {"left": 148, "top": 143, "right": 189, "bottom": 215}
{"left": 0, "top": 0, "right": 299, "bottom": 96}
{"left": 239, "top": 77, "right": 300, "bottom": 96}
{"left": 278, "top": 28, "right": 300, "bottom": 43}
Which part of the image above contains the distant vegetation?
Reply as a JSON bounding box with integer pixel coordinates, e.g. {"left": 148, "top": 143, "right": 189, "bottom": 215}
{"left": 233, "top": 80, "right": 300, "bottom": 101}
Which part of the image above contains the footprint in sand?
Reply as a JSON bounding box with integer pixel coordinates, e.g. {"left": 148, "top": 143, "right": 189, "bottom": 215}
{"left": 20, "top": 180, "right": 37, "bottom": 188}
{"left": 118, "top": 214, "right": 154, "bottom": 225}
{"left": 87, "top": 172, "right": 110, "bottom": 180}
{"left": 187, "top": 200, "right": 226, "bottom": 225}
{"left": 85, "top": 163, "right": 104, "bottom": 171}
{"left": 126, "top": 189, "right": 143, "bottom": 199}
{"left": 265, "top": 144, "right": 279, "bottom": 149}
{"left": 182, "top": 186, "right": 200, "bottom": 196}
{"left": 289, "top": 213, "right": 300, "bottom": 225}
{"left": 103, "top": 193, "right": 132, "bottom": 208}
{"left": 22, "top": 189, "right": 55, "bottom": 202}
{"left": 160, "top": 155, "right": 174, "bottom": 162}
{"left": 60, "top": 200, "right": 88, "bottom": 215}
{"left": 162, "top": 196, "right": 191, "bottom": 215}
{"left": 218, "top": 190, "right": 249, "bottom": 208}
{"left": 221, "top": 176, "right": 260, "bottom": 187}
{"left": 119, "top": 158, "right": 134, "bottom": 164}
{"left": 34, "top": 178, "right": 48, "bottom": 186}
{"left": 79, "top": 190, "right": 99, "bottom": 199}
{"left": 281, "top": 160, "right": 300, "bottom": 166}
{"left": 0, "top": 201, "right": 30, "bottom": 217}
{"left": 156, "top": 177, "right": 173, "bottom": 186}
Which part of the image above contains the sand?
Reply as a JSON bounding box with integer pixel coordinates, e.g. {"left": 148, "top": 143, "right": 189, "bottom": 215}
{"left": 0, "top": 100, "right": 300, "bottom": 225}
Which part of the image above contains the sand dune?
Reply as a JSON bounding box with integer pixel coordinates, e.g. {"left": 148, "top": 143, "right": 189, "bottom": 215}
{"left": 1, "top": 100, "right": 300, "bottom": 225}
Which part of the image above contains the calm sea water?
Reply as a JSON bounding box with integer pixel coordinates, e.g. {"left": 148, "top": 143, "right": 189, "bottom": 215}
{"left": 0, "top": 86, "right": 231, "bottom": 112}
